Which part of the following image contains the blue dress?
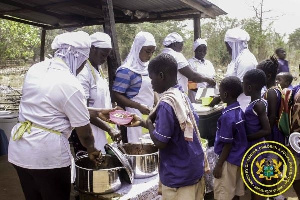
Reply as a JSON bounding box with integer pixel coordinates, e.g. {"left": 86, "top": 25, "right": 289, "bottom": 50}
{"left": 245, "top": 98, "right": 268, "bottom": 148}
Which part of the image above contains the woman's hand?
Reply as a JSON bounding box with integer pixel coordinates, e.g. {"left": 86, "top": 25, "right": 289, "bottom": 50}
{"left": 206, "top": 77, "right": 216, "bottom": 87}
{"left": 108, "top": 128, "right": 122, "bottom": 143}
{"left": 88, "top": 107, "right": 122, "bottom": 123}
{"left": 138, "top": 104, "right": 151, "bottom": 115}
{"left": 87, "top": 148, "right": 103, "bottom": 166}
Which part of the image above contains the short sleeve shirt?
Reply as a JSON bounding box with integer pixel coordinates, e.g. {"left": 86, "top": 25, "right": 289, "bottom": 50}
{"left": 188, "top": 57, "right": 215, "bottom": 88}
{"left": 112, "top": 68, "right": 142, "bottom": 99}
{"left": 152, "top": 86, "right": 204, "bottom": 188}
{"left": 214, "top": 102, "right": 248, "bottom": 166}
{"left": 8, "top": 58, "right": 90, "bottom": 169}
{"left": 162, "top": 48, "right": 189, "bottom": 93}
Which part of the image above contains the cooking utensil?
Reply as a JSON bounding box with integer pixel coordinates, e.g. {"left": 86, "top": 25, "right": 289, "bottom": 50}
{"left": 119, "top": 143, "right": 159, "bottom": 179}
{"left": 289, "top": 132, "right": 300, "bottom": 153}
{"left": 105, "top": 143, "right": 134, "bottom": 184}
{"left": 75, "top": 153, "right": 123, "bottom": 194}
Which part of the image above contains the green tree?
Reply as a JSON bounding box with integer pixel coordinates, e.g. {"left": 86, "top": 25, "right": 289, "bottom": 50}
{"left": 0, "top": 19, "right": 40, "bottom": 61}
{"left": 288, "top": 28, "right": 300, "bottom": 50}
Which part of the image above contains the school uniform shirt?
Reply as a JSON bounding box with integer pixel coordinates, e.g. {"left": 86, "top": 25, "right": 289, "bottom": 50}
{"left": 152, "top": 86, "right": 204, "bottom": 188}
{"left": 8, "top": 58, "right": 90, "bottom": 169}
{"left": 244, "top": 99, "right": 268, "bottom": 148}
{"left": 162, "top": 48, "right": 190, "bottom": 93}
{"left": 112, "top": 68, "right": 142, "bottom": 99}
{"left": 188, "top": 57, "right": 215, "bottom": 88}
{"left": 277, "top": 58, "right": 289, "bottom": 73}
{"left": 214, "top": 102, "right": 248, "bottom": 166}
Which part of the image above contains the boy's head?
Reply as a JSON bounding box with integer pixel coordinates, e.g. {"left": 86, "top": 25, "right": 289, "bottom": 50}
{"left": 243, "top": 69, "right": 266, "bottom": 96}
{"left": 219, "top": 76, "right": 243, "bottom": 103}
{"left": 275, "top": 48, "right": 286, "bottom": 60}
{"left": 148, "top": 53, "right": 178, "bottom": 93}
{"left": 256, "top": 56, "right": 279, "bottom": 83}
{"left": 276, "top": 72, "right": 293, "bottom": 89}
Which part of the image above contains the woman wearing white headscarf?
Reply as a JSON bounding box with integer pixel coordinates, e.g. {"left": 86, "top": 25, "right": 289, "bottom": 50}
{"left": 8, "top": 31, "right": 101, "bottom": 200}
{"left": 162, "top": 32, "right": 215, "bottom": 94}
{"left": 72, "top": 32, "right": 121, "bottom": 153}
{"left": 188, "top": 38, "right": 215, "bottom": 103}
{"left": 112, "top": 31, "right": 156, "bottom": 143}
{"left": 224, "top": 27, "right": 258, "bottom": 111}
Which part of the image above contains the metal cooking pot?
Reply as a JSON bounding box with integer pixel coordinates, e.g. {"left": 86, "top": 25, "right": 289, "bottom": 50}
{"left": 119, "top": 143, "right": 159, "bottom": 179}
{"left": 75, "top": 153, "right": 123, "bottom": 194}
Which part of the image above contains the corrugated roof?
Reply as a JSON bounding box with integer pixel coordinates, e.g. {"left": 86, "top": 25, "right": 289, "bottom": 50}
{"left": 0, "top": 0, "right": 226, "bottom": 29}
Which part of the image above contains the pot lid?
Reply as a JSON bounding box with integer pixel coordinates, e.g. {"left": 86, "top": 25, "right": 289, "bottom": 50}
{"left": 289, "top": 132, "right": 300, "bottom": 153}
{"left": 105, "top": 143, "right": 134, "bottom": 183}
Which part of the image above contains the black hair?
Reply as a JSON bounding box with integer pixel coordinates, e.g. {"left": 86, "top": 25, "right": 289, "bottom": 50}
{"left": 277, "top": 72, "right": 293, "bottom": 85}
{"left": 256, "top": 55, "right": 279, "bottom": 81}
{"left": 220, "top": 76, "right": 243, "bottom": 99}
{"left": 148, "top": 53, "right": 178, "bottom": 77}
{"left": 275, "top": 48, "right": 285, "bottom": 55}
{"left": 243, "top": 69, "right": 266, "bottom": 91}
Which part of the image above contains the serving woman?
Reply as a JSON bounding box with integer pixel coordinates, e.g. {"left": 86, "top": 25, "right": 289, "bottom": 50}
{"left": 71, "top": 32, "right": 121, "bottom": 154}
{"left": 188, "top": 38, "right": 215, "bottom": 103}
{"left": 112, "top": 31, "right": 156, "bottom": 143}
{"left": 8, "top": 31, "right": 101, "bottom": 200}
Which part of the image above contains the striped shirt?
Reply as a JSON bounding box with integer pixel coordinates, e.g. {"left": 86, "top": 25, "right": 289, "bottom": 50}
{"left": 112, "top": 68, "right": 142, "bottom": 99}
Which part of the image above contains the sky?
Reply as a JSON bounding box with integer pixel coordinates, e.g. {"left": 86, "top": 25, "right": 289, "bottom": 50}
{"left": 189, "top": 0, "right": 300, "bottom": 36}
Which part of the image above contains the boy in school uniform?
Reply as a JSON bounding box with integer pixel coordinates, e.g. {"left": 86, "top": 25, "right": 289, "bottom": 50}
{"left": 143, "top": 53, "right": 206, "bottom": 200}
{"left": 213, "top": 76, "right": 248, "bottom": 200}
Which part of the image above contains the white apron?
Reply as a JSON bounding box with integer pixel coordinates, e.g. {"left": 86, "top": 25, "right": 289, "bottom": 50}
{"left": 87, "top": 62, "right": 112, "bottom": 152}
{"left": 126, "top": 74, "right": 154, "bottom": 143}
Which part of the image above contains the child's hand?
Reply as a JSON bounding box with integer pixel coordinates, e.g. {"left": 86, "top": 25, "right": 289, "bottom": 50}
{"left": 148, "top": 110, "right": 157, "bottom": 123}
{"left": 213, "top": 164, "right": 222, "bottom": 179}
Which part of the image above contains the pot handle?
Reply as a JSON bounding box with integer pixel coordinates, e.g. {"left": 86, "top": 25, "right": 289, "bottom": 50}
{"left": 76, "top": 150, "right": 87, "bottom": 158}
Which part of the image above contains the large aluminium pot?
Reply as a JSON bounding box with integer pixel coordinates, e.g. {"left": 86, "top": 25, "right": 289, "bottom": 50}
{"left": 119, "top": 143, "right": 159, "bottom": 179}
{"left": 75, "top": 153, "right": 123, "bottom": 194}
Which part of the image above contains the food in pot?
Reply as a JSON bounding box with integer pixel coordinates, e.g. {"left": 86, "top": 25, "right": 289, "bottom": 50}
{"left": 120, "top": 144, "right": 158, "bottom": 155}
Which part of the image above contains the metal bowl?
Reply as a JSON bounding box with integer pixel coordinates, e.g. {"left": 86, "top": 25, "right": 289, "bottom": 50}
{"left": 120, "top": 143, "right": 159, "bottom": 179}
{"left": 75, "top": 154, "right": 123, "bottom": 194}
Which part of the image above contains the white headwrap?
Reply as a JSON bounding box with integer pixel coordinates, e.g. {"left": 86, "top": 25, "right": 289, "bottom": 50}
{"left": 118, "top": 31, "right": 156, "bottom": 75}
{"left": 224, "top": 28, "right": 250, "bottom": 61}
{"left": 90, "top": 32, "right": 112, "bottom": 49}
{"left": 51, "top": 31, "right": 91, "bottom": 75}
{"left": 193, "top": 38, "right": 207, "bottom": 51}
{"left": 163, "top": 32, "right": 183, "bottom": 47}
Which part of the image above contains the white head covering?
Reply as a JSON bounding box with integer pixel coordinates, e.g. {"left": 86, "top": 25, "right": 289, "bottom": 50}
{"left": 51, "top": 31, "right": 91, "bottom": 75}
{"left": 193, "top": 38, "right": 207, "bottom": 51}
{"left": 163, "top": 32, "right": 183, "bottom": 47}
{"left": 90, "top": 32, "right": 112, "bottom": 49}
{"left": 119, "top": 31, "right": 156, "bottom": 75}
{"left": 224, "top": 27, "right": 250, "bottom": 61}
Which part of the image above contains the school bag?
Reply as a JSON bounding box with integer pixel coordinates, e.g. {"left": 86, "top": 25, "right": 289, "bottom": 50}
{"left": 265, "top": 86, "right": 293, "bottom": 136}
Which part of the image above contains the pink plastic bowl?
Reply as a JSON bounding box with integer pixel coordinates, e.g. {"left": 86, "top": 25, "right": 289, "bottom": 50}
{"left": 109, "top": 110, "right": 133, "bottom": 125}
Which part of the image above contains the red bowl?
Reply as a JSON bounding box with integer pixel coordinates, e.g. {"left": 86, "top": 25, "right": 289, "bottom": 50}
{"left": 109, "top": 110, "right": 133, "bottom": 125}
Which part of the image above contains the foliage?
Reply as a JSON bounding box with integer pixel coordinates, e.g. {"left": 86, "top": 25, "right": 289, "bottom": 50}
{"left": 115, "top": 21, "right": 193, "bottom": 60}
{"left": 288, "top": 28, "right": 300, "bottom": 50}
{"left": 0, "top": 19, "right": 40, "bottom": 61}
